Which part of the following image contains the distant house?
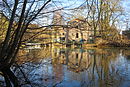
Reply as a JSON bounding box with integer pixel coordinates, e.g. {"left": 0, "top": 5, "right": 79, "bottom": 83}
{"left": 51, "top": 18, "right": 93, "bottom": 43}
{"left": 24, "top": 12, "right": 93, "bottom": 44}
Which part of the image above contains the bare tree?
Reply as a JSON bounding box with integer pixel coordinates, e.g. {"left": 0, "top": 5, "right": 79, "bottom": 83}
{"left": 0, "top": 0, "right": 51, "bottom": 86}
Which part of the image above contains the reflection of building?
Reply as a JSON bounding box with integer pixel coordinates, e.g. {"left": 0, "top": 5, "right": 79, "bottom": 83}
{"left": 67, "top": 50, "right": 92, "bottom": 72}
{"left": 51, "top": 48, "right": 92, "bottom": 73}
{"left": 16, "top": 47, "right": 125, "bottom": 87}
{"left": 51, "top": 48, "right": 63, "bottom": 82}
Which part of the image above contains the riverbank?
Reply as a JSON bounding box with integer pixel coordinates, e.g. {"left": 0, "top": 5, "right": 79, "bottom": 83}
{"left": 51, "top": 41, "right": 130, "bottom": 48}
{"left": 21, "top": 39, "right": 130, "bottom": 49}
{"left": 96, "top": 39, "right": 130, "bottom": 47}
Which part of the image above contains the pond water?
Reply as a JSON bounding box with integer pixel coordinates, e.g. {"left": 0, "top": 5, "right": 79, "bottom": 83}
{"left": 4, "top": 47, "right": 130, "bottom": 87}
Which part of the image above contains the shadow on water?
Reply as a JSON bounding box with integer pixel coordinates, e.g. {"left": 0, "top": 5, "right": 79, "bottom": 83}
{"left": 1, "top": 47, "right": 130, "bottom": 87}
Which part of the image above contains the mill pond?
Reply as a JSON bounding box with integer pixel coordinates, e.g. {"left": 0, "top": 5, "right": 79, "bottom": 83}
{"left": 0, "top": 46, "right": 130, "bottom": 87}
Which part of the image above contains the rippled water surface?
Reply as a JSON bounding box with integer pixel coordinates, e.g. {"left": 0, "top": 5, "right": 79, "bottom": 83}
{"left": 10, "top": 47, "right": 130, "bottom": 87}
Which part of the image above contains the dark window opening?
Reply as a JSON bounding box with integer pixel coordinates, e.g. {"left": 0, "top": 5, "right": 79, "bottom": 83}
{"left": 76, "top": 33, "right": 79, "bottom": 38}
{"left": 76, "top": 53, "right": 78, "bottom": 59}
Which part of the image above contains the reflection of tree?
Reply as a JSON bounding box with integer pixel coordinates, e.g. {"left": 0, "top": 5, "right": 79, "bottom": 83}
{"left": 6, "top": 47, "right": 130, "bottom": 87}
{"left": 13, "top": 47, "right": 53, "bottom": 87}
{"left": 52, "top": 48, "right": 126, "bottom": 87}
{"left": 17, "top": 47, "right": 51, "bottom": 64}
{"left": 89, "top": 49, "right": 123, "bottom": 87}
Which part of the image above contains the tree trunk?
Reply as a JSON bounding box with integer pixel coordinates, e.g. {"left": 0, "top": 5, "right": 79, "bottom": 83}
{"left": 1, "top": 67, "right": 19, "bottom": 87}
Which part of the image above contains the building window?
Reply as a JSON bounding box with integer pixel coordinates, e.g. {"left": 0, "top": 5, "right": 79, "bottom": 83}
{"left": 63, "top": 33, "right": 64, "bottom": 35}
{"left": 76, "top": 33, "right": 79, "bottom": 38}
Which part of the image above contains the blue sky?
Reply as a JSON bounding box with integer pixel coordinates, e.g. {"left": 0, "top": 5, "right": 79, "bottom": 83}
{"left": 32, "top": 0, "right": 130, "bottom": 30}
{"left": 44, "top": 0, "right": 130, "bottom": 30}
{"left": 123, "top": 0, "right": 130, "bottom": 16}
{"left": 123, "top": 0, "right": 130, "bottom": 10}
{"left": 52, "top": 0, "right": 85, "bottom": 8}
{"left": 118, "top": 0, "right": 130, "bottom": 30}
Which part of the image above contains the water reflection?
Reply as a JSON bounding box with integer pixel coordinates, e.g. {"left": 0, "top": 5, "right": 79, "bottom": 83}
{"left": 11, "top": 48, "right": 130, "bottom": 86}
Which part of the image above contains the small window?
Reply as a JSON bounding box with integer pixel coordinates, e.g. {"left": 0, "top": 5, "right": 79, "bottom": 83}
{"left": 76, "top": 54, "right": 78, "bottom": 59}
{"left": 63, "top": 33, "right": 64, "bottom": 35}
{"left": 76, "top": 33, "right": 79, "bottom": 38}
